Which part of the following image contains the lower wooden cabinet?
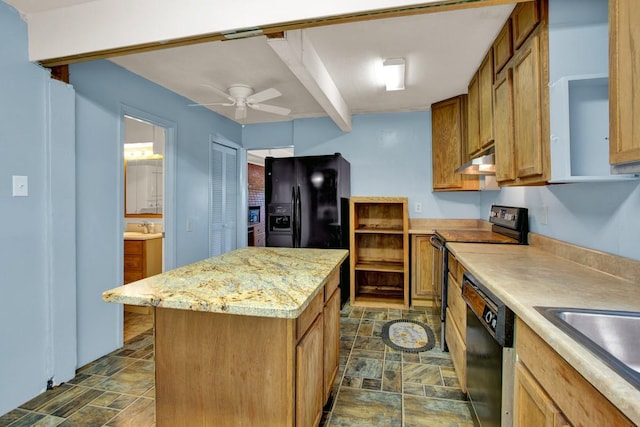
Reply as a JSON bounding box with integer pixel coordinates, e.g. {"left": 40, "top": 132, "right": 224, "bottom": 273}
{"left": 323, "top": 286, "right": 341, "bottom": 401}
{"left": 444, "top": 253, "right": 467, "bottom": 392}
{"left": 515, "top": 319, "right": 633, "bottom": 426}
{"left": 124, "top": 238, "right": 162, "bottom": 314}
{"left": 514, "top": 362, "right": 570, "bottom": 427}
{"left": 410, "top": 234, "right": 435, "bottom": 306}
{"left": 296, "top": 314, "right": 324, "bottom": 427}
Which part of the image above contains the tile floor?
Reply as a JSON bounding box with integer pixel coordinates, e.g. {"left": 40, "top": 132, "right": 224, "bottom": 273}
{"left": 1, "top": 305, "right": 473, "bottom": 426}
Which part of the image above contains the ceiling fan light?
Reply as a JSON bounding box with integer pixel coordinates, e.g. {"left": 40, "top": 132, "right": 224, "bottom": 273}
{"left": 383, "top": 58, "right": 405, "bottom": 91}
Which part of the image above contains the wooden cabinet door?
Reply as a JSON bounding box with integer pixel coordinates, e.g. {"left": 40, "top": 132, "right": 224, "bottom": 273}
{"left": 609, "top": 0, "right": 640, "bottom": 165}
{"left": 479, "top": 49, "right": 495, "bottom": 148}
{"left": 432, "top": 96, "right": 478, "bottom": 191}
{"left": 512, "top": 0, "right": 540, "bottom": 49}
{"left": 494, "top": 69, "right": 516, "bottom": 183}
{"left": 513, "top": 34, "right": 544, "bottom": 180}
{"left": 411, "top": 235, "right": 434, "bottom": 304}
{"left": 323, "top": 287, "right": 340, "bottom": 402}
{"left": 514, "top": 362, "right": 570, "bottom": 427}
{"left": 494, "top": 20, "right": 513, "bottom": 75}
{"left": 296, "top": 314, "right": 324, "bottom": 427}
{"left": 467, "top": 73, "right": 481, "bottom": 158}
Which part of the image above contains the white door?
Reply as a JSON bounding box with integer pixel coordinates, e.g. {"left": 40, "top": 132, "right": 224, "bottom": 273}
{"left": 210, "top": 140, "right": 238, "bottom": 256}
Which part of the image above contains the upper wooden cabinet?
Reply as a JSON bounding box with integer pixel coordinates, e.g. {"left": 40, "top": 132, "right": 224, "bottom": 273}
{"left": 609, "top": 0, "right": 640, "bottom": 166}
{"left": 478, "top": 49, "right": 495, "bottom": 148}
{"left": 512, "top": 0, "right": 540, "bottom": 49}
{"left": 494, "top": 69, "right": 516, "bottom": 183}
{"left": 432, "top": 95, "right": 479, "bottom": 191}
{"left": 493, "top": 19, "right": 513, "bottom": 75}
{"left": 467, "top": 73, "right": 481, "bottom": 158}
{"left": 492, "top": 0, "right": 549, "bottom": 186}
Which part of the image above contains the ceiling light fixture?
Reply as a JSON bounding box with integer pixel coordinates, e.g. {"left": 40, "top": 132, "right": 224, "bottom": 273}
{"left": 383, "top": 58, "right": 405, "bottom": 91}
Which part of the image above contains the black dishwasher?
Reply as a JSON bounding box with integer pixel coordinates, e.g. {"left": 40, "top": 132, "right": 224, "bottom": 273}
{"left": 462, "top": 272, "right": 515, "bottom": 427}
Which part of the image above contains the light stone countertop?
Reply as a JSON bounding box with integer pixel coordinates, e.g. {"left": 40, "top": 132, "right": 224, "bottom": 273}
{"left": 447, "top": 242, "right": 640, "bottom": 425}
{"left": 123, "top": 231, "right": 163, "bottom": 240}
{"left": 103, "top": 247, "right": 348, "bottom": 319}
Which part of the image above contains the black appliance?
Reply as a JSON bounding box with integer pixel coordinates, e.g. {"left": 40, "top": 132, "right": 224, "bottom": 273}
{"left": 265, "top": 153, "right": 351, "bottom": 305}
{"left": 463, "top": 272, "right": 515, "bottom": 427}
{"left": 431, "top": 205, "right": 528, "bottom": 351}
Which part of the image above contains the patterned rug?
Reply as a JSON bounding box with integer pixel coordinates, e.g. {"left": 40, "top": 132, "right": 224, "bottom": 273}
{"left": 381, "top": 319, "right": 436, "bottom": 353}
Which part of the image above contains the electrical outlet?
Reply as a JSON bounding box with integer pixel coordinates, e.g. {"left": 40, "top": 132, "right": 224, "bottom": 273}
{"left": 541, "top": 205, "right": 548, "bottom": 225}
{"left": 186, "top": 219, "right": 193, "bottom": 232}
{"left": 12, "top": 175, "right": 28, "bottom": 197}
{"left": 415, "top": 202, "right": 423, "bottom": 213}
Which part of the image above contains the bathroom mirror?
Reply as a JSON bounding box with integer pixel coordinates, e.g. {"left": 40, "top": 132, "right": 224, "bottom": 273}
{"left": 124, "top": 116, "right": 165, "bottom": 218}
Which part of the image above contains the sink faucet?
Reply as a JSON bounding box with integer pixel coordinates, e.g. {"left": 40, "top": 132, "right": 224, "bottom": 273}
{"left": 140, "top": 221, "right": 153, "bottom": 234}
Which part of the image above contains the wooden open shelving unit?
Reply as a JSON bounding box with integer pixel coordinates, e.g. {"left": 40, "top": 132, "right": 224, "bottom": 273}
{"left": 349, "top": 197, "right": 409, "bottom": 309}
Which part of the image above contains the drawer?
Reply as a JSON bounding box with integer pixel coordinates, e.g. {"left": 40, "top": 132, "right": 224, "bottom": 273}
{"left": 324, "top": 268, "right": 340, "bottom": 302}
{"left": 445, "top": 308, "right": 467, "bottom": 392}
{"left": 124, "top": 255, "right": 142, "bottom": 271}
{"left": 124, "top": 271, "right": 144, "bottom": 284}
{"left": 254, "top": 233, "right": 265, "bottom": 247}
{"left": 448, "top": 252, "right": 458, "bottom": 281}
{"left": 457, "top": 262, "right": 466, "bottom": 284}
{"left": 296, "top": 291, "right": 323, "bottom": 341}
{"left": 253, "top": 224, "right": 265, "bottom": 234}
{"left": 447, "top": 273, "right": 466, "bottom": 336}
{"left": 124, "top": 240, "right": 143, "bottom": 255}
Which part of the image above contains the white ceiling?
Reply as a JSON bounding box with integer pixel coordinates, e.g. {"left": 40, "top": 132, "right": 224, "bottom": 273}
{"left": 6, "top": 0, "right": 515, "bottom": 127}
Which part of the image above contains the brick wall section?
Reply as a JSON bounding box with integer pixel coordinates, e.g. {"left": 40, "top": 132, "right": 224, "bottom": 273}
{"left": 248, "top": 163, "right": 265, "bottom": 246}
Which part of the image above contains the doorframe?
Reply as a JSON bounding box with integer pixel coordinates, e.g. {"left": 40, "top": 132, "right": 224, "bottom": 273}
{"left": 210, "top": 133, "right": 248, "bottom": 255}
{"left": 120, "top": 105, "right": 178, "bottom": 270}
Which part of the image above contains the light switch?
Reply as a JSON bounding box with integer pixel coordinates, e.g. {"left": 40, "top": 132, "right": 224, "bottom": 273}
{"left": 12, "top": 175, "right": 28, "bottom": 197}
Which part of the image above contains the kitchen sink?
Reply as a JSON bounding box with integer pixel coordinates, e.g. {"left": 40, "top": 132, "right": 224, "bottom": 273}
{"left": 535, "top": 307, "right": 640, "bottom": 389}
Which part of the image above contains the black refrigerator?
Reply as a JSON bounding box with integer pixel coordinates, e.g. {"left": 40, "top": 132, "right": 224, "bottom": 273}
{"left": 265, "top": 153, "right": 351, "bottom": 305}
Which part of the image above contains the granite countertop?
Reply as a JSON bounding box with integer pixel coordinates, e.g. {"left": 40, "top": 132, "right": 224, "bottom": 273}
{"left": 103, "top": 247, "right": 348, "bottom": 318}
{"left": 447, "top": 242, "right": 640, "bottom": 424}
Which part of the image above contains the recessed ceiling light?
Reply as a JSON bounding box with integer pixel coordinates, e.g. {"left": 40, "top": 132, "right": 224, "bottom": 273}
{"left": 383, "top": 58, "right": 405, "bottom": 91}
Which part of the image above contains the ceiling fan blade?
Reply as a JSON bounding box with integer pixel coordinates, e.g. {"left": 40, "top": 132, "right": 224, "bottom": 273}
{"left": 201, "top": 84, "right": 234, "bottom": 102}
{"left": 249, "top": 103, "right": 291, "bottom": 116}
{"left": 188, "top": 101, "right": 235, "bottom": 107}
{"left": 247, "top": 88, "right": 281, "bottom": 104}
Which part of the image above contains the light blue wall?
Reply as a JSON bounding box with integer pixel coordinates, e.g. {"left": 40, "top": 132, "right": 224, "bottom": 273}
{"left": 243, "top": 112, "right": 482, "bottom": 218}
{"left": 482, "top": 0, "right": 640, "bottom": 261}
{"left": 0, "top": 1, "right": 76, "bottom": 415}
{"left": 70, "top": 59, "right": 242, "bottom": 366}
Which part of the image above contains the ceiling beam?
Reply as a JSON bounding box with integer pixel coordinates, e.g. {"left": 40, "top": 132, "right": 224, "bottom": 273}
{"left": 267, "top": 30, "right": 352, "bottom": 132}
{"left": 29, "top": 0, "right": 529, "bottom": 67}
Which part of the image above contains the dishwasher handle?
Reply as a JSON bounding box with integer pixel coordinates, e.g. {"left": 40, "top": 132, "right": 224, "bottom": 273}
{"left": 430, "top": 235, "right": 445, "bottom": 250}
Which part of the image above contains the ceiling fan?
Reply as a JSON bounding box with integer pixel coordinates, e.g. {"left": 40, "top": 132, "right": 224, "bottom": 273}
{"left": 189, "top": 84, "right": 291, "bottom": 120}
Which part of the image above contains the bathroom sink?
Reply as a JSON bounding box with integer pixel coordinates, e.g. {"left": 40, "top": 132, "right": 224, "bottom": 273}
{"left": 535, "top": 307, "right": 640, "bottom": 389}
{"left": 123, "top": 231, "right": 162, "bottom": 239}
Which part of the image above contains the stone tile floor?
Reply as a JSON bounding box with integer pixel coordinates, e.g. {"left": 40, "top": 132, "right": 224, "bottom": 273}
{"left": 1, "top": 304, "right": 473, "bottom": 426}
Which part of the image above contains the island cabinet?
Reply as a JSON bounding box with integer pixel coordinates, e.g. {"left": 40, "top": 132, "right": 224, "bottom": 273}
{"left": 493, "top": 0, "right": 550, "bottom": 186}
{"left": 444, "top": 252, "right": 467, "bottom": 392}
{"left": 350, "top": 197, "right": 409, "bottom": 309}
{"left": 431, "top": 95, "right": 479, "bottom": 191}
{"left": 515, "top": 319, "right": 633, "bottom": 427}
{"left": 154, "top": 268, "right": 341, "bottom": 427}
{"left": 609, "top": 0, "right": 640, "bottom": 167}
{"left": 410, "top": 234, "right": 435, "bottom": 306}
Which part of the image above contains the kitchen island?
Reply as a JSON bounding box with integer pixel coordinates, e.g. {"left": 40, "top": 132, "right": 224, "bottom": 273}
{"left": 103, "top": 247, "right": 348, "bottom": 427}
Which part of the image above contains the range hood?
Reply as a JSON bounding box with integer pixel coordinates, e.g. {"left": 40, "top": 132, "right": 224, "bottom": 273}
{"left": 456, "top": 150, "right": 496, "bottom": 175}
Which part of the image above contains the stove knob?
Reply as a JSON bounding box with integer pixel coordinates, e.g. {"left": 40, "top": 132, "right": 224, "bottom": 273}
{"left": 484, "top": 312, "right": 493, "bottom": 323}
{"left": 491, "top": 318, "right": 497, "bottom": 329}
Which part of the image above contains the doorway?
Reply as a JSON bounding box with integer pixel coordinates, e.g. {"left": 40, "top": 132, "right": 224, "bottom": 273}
{"left": 122, "top": 114, "right": 170, "bottom": 341}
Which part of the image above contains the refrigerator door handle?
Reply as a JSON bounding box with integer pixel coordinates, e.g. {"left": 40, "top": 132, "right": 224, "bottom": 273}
{"left": 291, "top": 186, "right": 296, "bottom": 247}
{"left": 296, "top": 185, "right": 302, "bottom": 247}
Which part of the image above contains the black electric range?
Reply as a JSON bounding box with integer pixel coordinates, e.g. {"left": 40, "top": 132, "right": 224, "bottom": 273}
{"left": 430, "top": 205, "right": 528, "bottom": 351}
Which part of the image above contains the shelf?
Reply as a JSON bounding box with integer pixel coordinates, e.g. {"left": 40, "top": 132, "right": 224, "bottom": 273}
{"left": 350, "top": 197, "right": 409, "bottom": 309}
{"left": 354, "top": 261, "right": 404, "bottom": 273}
{"left": 354, "top": 227, "right": 404, "bottom": 234}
